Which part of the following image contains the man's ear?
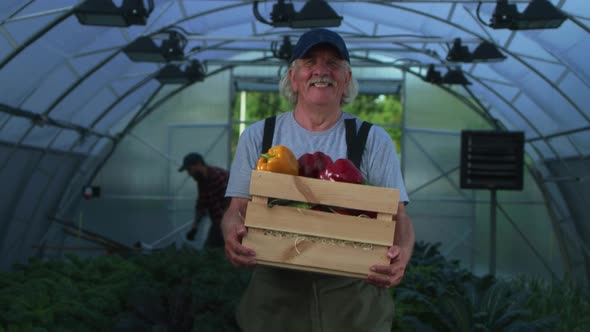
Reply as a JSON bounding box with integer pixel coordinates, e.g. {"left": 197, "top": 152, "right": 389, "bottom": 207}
{"left": 345, "top": 68, "right": 352, "bottom": 86}
{"left": 288, "top": 66, "right": 298, "bottom": 93}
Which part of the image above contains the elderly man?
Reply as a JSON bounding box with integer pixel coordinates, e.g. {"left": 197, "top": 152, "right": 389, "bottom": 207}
{"left": 222, "top": 29, "right": 415, "bottom": 331}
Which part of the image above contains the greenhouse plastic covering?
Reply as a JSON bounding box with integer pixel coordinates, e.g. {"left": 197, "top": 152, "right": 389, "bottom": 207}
{"left": 0, "top": 1, "right": 588, "bottom": 283}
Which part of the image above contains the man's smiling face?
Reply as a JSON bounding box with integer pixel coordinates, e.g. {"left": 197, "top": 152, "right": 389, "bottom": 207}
{"left": 289, "top": 44, "right": 351, "bottom": 108}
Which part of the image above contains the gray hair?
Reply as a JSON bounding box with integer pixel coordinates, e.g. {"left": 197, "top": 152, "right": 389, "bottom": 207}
{"left": 279, "top": 61, "right": 359, "bottom": 106}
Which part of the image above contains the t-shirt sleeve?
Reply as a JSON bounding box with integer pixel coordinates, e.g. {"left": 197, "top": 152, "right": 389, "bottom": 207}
{"left": 361, "top": 125, "right": 409, "bottom": 203}
{"left": 225, "top": 121, "right": 265, "bottom": 199}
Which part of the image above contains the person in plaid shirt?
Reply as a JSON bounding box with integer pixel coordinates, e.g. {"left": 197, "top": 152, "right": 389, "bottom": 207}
{"left": 178, "top": 153, "right": 229, "bottom": 248}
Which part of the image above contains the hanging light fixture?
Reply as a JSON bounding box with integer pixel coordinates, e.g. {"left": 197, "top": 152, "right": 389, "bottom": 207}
{"left": 424, "top": 65, "right": 443, "bottom": 84}
{"left": 422, "top": 65, "right": 471, "bottom": 86}
{"left": 471, "top": 41, "right": 506, "bottom": 62}
{"left": 253, "top": 0, "right": 342, "bottom": 28}
{"left": 291, "top": 0, "right": 343, "bottom": 28}
{"left": 271, "top": 36, "right": 293, "bottom": 61}
{"left": 490, "top": 0, "right": 567, "bottom": 30}
{"left": 74, "top": 0, "right": 154, "bottom": 27}
{"left": 123, "top": 30, "right": 187, "bottom": 62}
{"left": 156, "top": 60, "right": 207, "bottom": 85}
{"left": 442, "top": 69, "right": 472, "bottom": 85}
{"left": 446, "top": 38, "right": 506, "bottom": 63}
{"left": 446, "top": 38, "right": 473, "bottom": 62}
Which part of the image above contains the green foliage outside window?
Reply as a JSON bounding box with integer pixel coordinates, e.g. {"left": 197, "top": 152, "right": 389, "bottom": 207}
{"left": 231, "top": 91, "right": 403, "bottom": 157}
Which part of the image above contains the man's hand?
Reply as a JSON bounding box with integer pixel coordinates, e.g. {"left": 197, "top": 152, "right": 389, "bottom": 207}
{"left": 222, "top": 198, "right": 256, "bottom": 268}
{"left": 366, "top": 202, "right": 415, "bottom": 288}
{"left": 366, "top": 245, "right": 410, "bottom": 288}
{"left": 185, "top": 227, "right": 197, "bottom": 241}
{"left": 224, "top": 222, "right": 256, "bottom": 268}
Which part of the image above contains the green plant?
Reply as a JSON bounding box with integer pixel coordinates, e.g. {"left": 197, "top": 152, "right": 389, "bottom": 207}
{"left": 0, "top": 254, "right": 138, "bottom": 331}
{"left": 392, "top": 241, "right": 559, "bottom": 332}
{"left": 512, "top": 276, "right": 590, "bottom": 332}
{"left": 112, "top": 246, "right": 250, "bottom": 332}
{"left": 431, "top": 279, "right": 558, "bottom": 332}
{"left": 0, "top": 246, "right": 251, "bottom": 332}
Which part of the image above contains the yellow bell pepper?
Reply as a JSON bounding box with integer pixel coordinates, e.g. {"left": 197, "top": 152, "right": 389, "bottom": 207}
{"left": 256, "top": 145, "right": 299, "bottom": 176}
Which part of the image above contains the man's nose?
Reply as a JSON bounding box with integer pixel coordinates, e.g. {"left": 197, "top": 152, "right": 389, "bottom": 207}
{"left": 311, "top": 61, "right": 330, "bottom": 74}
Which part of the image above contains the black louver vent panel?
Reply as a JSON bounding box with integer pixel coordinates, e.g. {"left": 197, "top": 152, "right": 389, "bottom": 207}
{"left": 460, "top": 131, "right": 525, "bottom": 190}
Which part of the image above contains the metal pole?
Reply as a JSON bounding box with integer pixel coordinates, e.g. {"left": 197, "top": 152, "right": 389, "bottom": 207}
{"left": 490, "top": 189, "right": 497, "bottom": 276}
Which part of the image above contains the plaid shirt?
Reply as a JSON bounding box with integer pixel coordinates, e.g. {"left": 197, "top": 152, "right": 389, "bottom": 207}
{"left": 196, "top": 166, "right": 230, "bottom": 225}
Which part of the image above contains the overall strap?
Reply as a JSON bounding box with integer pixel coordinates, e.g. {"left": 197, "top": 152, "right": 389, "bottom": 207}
{"left": 262, "top": 116, "right": 372, "bottom": 168}
{"left": 345, "top": 118, "right": 373, "bottom": 169}
{"left": 261, "top": 115, "right": 276, "bottom": 154}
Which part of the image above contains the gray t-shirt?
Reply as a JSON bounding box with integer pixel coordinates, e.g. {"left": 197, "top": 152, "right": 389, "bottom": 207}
{"left": 226, "top": 111, "right": 408, "bottom": 203}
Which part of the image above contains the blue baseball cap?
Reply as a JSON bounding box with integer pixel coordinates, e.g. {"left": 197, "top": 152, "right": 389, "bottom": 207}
{"left": 289, "top": 28, "right": 350, "bottom": 63}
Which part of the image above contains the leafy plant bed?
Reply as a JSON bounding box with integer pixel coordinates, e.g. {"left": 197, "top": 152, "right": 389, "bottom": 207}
{"left": 392, "top": 241, "right": 589, "bottom": 332}
{"left": 1, "top": 242, "right": 587, "bottom": 332}
{"left": 0, "top": 246, "right": 251, "bottom": 332}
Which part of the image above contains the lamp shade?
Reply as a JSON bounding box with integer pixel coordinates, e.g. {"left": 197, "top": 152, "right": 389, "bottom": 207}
{"left": 442, "top": 69, "right": 471, "bottom": 85}
{"left": 74, "top": 0, "right": 149, "bottom": 27}
{"left": 472, "top": 41, "right": 506, "bottom": 62}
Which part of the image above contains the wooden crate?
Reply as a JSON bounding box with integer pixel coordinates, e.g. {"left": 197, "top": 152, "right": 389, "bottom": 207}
{"left": 242, "top": 170, "right": 400, "bottom": 279}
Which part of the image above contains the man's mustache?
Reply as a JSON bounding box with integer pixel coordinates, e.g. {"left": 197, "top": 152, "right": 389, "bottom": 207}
{"left": 307, "top": 77, "right": 336, "bottom": 87}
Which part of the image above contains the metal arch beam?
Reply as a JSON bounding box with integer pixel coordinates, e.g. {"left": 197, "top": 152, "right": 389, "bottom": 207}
{"left": 465, "top": 73, "right": 557, "bottom": 158}
{"left": 80, "top": 85, "right": 171, "bottom": 188}
{"left": 405, "top": 133, "right": 471, "bottom": 200}
{"left": 43, "top": 51, "right": 122, "bottom": 116}
{"left": 88, "top": 73, "right": 159, "bottom": 129}
{"left": 499, "top": 47, "right": 590, "bottom": 124}
{"left": 347, "top": 50, "right": 501, "bottom": 127}
{"left": 78, "top": 65, "right": 230, "bottom": 187}
{"left": 69, "top": 55, "right": 275, "bottom": 188}
{"left": 464, "top": 70, "right": 590, "bottom": 260}
{"left": 0, "top": 103, "right": 115, "bottom": 140}
{"left": 102, "top": 56, "right": 273, "bottom": 138}
{"left": 568, "top": 15, "right": 590, "bottom": 34}
{"left": 150, "top": 0, "right": 588, "bottom": 129}
{"left": 2, "top": 0, "right": 568, "bottom": 147}
{"left": 96, "top": 0, "right": 560, "bottom": 145}
{"left": 37, "top": 0, "right": 178, "bottom": 118}
{"left": 405, "top": 62, "right": 575, "bottom": 280}
{"left": 366, "top": 1, "right": 589, "bottom": 125}
{"left": 157, "top": 1, "right": 247, "bottom": 31}
{"left": 32, "top": 2, "right": 244, "bottom": 124}
{"left": 0, "top": 7, "right": 74, "bottom": 70}
{"left": 0, "top": 0, "right": 36, "bottom": 25}
{"left": 120, "top": 57, "right": 272, "bottom": 135}
{"left": 19, "top": 0, "right": 465, "bottom": 131}
{"left": 468, "top": 74, "right": 584, "bottom": 166}
{"left": 9, "top": 1, "right": 178, "bottom": 154}
{"left": 2, "top": 0, "right": 586, "bottom": 134}
{"left": 528, "top": 125, "right": 590, "bottom": 143}
{"left": 461, "top": 6, "right": 590, "bottom": 93}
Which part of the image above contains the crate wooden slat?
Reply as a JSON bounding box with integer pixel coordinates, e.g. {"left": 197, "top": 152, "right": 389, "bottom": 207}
{"left": 246, "top": 229, "right": 390, "bottom": 279}
{"left": 245, "top": 201, "right": 394, "bottom": 246}
{"left": 243, "top": 170, "right": 400, "bottom": 278}
{"left": 249, "top": 170, "right": 399, "bottom": 214}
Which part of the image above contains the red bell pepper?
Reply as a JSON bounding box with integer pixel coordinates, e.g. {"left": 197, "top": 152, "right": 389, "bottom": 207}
{"left": 298, "top": 151, "right": 334, "bottom": 179}
{"left": 318, "top": 158, "right": 376, "bottom": 218}
{"left": 319, "top": 158, "right": 364, "bottom": 184}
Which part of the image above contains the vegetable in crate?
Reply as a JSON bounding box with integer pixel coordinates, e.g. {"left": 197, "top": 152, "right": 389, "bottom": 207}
{"left": 319, "top": 158, "right": 364, "bottom": 184}
{"left": 298, "top": 151, "right": 333, "bottom": 178}
{"left": 318, "top": 158, "right": 376, "bottom": 218}
{"left": 256, "top": 145, "right": 299, "bottom": 176}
